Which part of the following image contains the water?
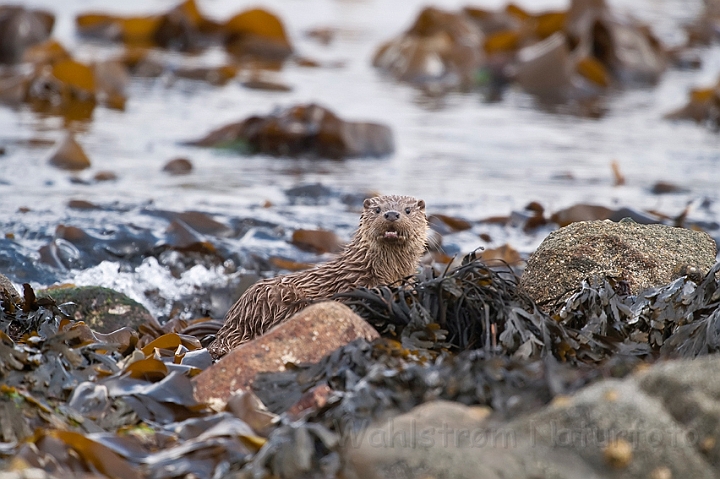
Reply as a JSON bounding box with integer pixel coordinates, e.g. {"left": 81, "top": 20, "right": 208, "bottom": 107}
{"left": 0, "top": 0, "right": 719, "bottom": 311}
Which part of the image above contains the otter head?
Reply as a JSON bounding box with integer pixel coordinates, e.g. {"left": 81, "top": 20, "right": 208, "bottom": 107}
{"left": 360, "top": 195, "right": 427, "bottom": 249}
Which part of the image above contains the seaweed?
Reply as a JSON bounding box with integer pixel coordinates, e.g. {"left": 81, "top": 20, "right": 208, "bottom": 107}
{"left": 336, "top": 254, "right": 571, "bottom": 359}
{"left": 2, "top": 256, "right": 720, "bottom": 479}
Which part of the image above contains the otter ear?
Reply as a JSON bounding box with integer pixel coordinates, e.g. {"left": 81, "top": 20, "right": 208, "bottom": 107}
{"left": 363, "top": 198, "right": 373, "bottom": 209}
{"left": 417, "top": 199, "right": 426, "bottom": 210}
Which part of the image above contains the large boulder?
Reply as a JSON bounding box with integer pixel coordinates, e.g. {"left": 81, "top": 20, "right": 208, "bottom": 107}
{"left": 344, "top": 356, "right": 720, "bottom": 479}
{"left": 188, "top": 103, "right": 394, "bottom": 159}
{"left": 193, "top": 301, "right": 379, "bottom": 406}
{"left": 520, "top": 220, "right": 717, "bottom": 309}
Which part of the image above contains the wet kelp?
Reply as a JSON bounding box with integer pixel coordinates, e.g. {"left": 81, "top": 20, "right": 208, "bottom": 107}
{"left": 242, "top": 257, "right": 720, "bottom": 478}
{"left": 0, "top": 289, "right": 265, "bottom": 478}
{"left": 338, "top": 255, "right": 720, "bottom": 363}
{"left": 336, "top": 254, "right": 567, "bottom": 357}
{"left": 2, "top": 256, "right": 720, "bottom": 478}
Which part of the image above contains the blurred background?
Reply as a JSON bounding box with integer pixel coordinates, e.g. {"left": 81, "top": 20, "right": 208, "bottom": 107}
{"left": 0, "top": 0, "right": 718, "bottom": 318}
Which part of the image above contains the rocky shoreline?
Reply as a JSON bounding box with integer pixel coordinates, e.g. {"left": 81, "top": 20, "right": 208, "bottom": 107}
{"left": 1, "top": 208, "right": 719, "bottom": 478}
{"left": 2, "top": 0, "right": 720, "bottom": 476}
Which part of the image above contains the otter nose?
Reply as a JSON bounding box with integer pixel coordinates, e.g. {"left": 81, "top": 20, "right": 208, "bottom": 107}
{"left": 384, "top": 210, "right": 400, "bottom": 222}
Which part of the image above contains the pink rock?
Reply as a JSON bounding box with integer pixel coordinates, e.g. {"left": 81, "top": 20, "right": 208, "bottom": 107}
{"left": 193, "top": 301, "right": 378, "bottom": 405}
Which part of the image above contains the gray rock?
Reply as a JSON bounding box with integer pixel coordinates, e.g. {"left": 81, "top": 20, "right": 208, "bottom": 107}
{"left": 343, "top": 357, "right": 720, "bottom": 479}
{"left": 343, "top": 399, "right": 613, "bottom": 479}
{"left": 638, "top": 356, "right": 720, "bottom": 468}
{"left": 515, "top": 379, "right": 715, "bottom": 479}
{"left": 519, "top": 220, "right": 717, "bottom": 310}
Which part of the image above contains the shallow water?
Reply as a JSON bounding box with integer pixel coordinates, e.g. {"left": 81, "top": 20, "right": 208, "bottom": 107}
{"left": 0, "top": 0, "right": 719, "bottom": 313}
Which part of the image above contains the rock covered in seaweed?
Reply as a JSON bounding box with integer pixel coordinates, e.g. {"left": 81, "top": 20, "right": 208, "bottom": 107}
{"left": 520, "top": 220, "right": 717, "bottom": 309}
{"left": 38, "top": 285, "right": 156, "bottom": 333}
{"left": 187, "top": 103, "right": 394, "bottom": 159}
{"left": 372, "top": 0, "right": 666, "bottom": 101}
{"left": 372, "top": 7, "right": 485, "bottom": 91}
{"left": 75, "top": 0, "right": 293, "bottom": 61}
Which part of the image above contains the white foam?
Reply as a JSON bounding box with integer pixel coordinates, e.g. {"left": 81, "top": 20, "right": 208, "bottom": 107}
{"left": 71, "top": 258, "right": 236, "bottom": 319}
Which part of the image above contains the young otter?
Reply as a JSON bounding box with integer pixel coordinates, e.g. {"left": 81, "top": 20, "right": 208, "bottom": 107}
{"left": 207, "top": 195, "right": 427, "bottom": 358}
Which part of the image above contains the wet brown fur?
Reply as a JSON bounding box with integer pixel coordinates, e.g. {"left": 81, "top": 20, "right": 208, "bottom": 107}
{"left": 207, "top": 195, "right": 427, "bottom": 358}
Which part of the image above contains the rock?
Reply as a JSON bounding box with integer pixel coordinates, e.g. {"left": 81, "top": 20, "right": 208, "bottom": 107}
{"left": 550, "top": 204, "right": 614, "bottom": 227}
{"left": 0, "top": 6, "right": 54, "bottom": 64}
{"left": 343, "top": 399, "right": 604, "bottom": 479}
{"left": 188, "top": 103, "right": 394, "bottom": 159}
{"left": 193, "top": 302, "right": 379, "bottom": 405}
{"left": 685, "top": 0, "right": 720, "bottom": 45}
{"left": 520, "top": 220, "right": 717, "bottom": 308}
{"left": 291, "top": 229, "right": 343, "bottom": 254}
{"left": 162, "top": 157, "right": 193, "bottom": 175}
{"left": 48, "top": 133, "right": 91, "bottom": 171}
{"left": 372, "top": 7, "right": 485, "bottom": 91}
{"left": 650, "top": 181, "right": 689, "bottom": 195}
{"left": 427, "top": 214, "right": 472, "bottom": 233}
{"left": 93, "top": 170, "right": 117, "bottom": 182}
{"left": 480, "top": 244, "right": 522, "bottom": 266}
{"left": 223, "top": 8, "right": 293, "bottom": 61}
{"left": 67, "top": 199, "right": 100, "bottom": 210}
{"left": 153, "top": 0, "right": 221, "bottom": 51}
{"left": 21, "top": 38, "right": 69, "bottom": 65}
{"left": 76, "top": 0, "right": 219, "bottom": 50}
{"left": 0, "top": 272, "right": 19, "bottom": 300}
{"left": 241, "top": 78, "right": 292, "bottom": 92}
{"left": 515, "top": 32, "right": 575, "bottom": 98}
{"left": 509, "top": 0, "right": 664, "bottom": 101}
{"left": 567, "top": 0, "right": 666, "bottom": 83}
{"left": 174, "top": 65, "right": 238, "bottom": 86}
{"left": 285, "top": 183, "right": 333, "bottom": 205}
{"left": 93, "top": 60, "right": 129, "bottom": 109}
{"left": 665, "top": 78, "right": 720, "bottom": 129}
{"left": 39, "top": 285, "right": 156, "bottom": 333}
{"left": 511, "top": 378, "right": 715, "bottom": 479}
{"left": 637, "top": 356, "right": 720, "bottom": 469}
{"left": 344, "top": 358, "right": 720, "bottom": 479}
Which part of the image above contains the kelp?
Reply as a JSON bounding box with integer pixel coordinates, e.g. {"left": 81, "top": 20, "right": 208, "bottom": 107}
{"left": 336, "top": 253, "right": 569, "bottom": 358}
{"left": 2, "top": 255, "right": 720, "bottom": 478}
{"left": 0, "top": 288, "right": 267, "bottom": 478}
{"left": 338, "top": 255, "right": 720, "bottom": 363}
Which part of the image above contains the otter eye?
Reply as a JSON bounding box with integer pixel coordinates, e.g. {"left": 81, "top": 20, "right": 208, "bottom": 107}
{"left": 374, "top": 207, "right": 381, "bottom": 214}
{"left": 405, "top": 207, "right": 411, "bottom": 214}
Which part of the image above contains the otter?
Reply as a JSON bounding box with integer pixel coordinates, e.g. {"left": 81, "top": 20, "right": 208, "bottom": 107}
{"left": 207, "top": 195, "right": 427, "bottom": 358}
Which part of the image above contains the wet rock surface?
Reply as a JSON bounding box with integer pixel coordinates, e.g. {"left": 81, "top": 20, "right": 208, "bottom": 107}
{"left": 188, "top": 103, "right": 394, "bottom": 159}
{"left": 520, "top": 220, "right": 718, "bottom": 309}
{"left": 0, "top": 0, "right": 720, "bottom": 476}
